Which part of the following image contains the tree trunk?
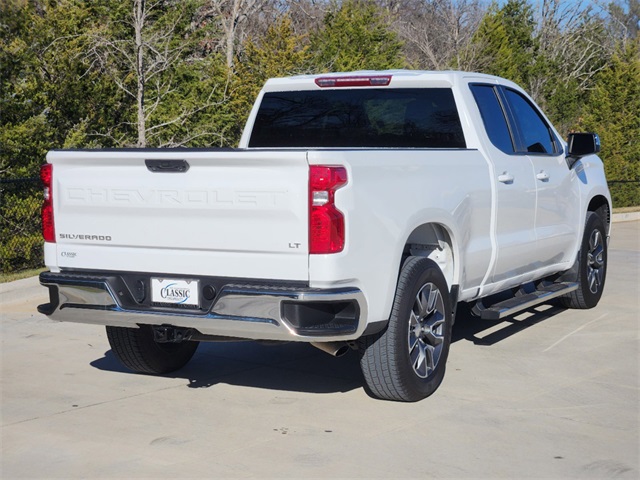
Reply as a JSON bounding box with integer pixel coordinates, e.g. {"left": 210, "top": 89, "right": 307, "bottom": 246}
{"left": 135, "top": 0, "right": 146, "bottom": 147}
{"left": 225, "top": 0, "right": 241, "bottom": 69}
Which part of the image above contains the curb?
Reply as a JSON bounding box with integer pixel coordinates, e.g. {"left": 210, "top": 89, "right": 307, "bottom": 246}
{"left": 612, "top": 211, "right": 640, "bottom": 223}
{"left": 0, "top": 275, "right": 45, "bottom": 306}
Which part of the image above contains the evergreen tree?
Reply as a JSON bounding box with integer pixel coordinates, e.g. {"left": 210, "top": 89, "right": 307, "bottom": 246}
{"left": 0, "top": 0, "right": 111, "bottom": 271}
{"left": 0, "top": 0, "right": 114, "bottom": 177}
{"left": 460, "top": 0, "right": 536, "bottom": 86}
{"left": 311, "top": 0, "right": 405, "bottom": 72}
{"left": 230, "top": 16, "right": 311, "bottom": 143}
{"left": 577, "top": 40, "right": 640, "bottom": 207}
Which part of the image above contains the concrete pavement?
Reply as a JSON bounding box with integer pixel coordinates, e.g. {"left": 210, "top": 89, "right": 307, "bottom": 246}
{"left": 1, "top": 221, "right": 638, "bottom": 479}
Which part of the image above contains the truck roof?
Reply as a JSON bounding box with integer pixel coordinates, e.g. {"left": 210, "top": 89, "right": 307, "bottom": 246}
{"left": 262, "top": 70, "right": 520, "bottom": 92}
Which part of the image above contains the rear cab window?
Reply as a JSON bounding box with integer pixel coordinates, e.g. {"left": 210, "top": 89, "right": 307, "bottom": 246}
{"left": 249, "top": 88, "right": 466, "bottom": 148}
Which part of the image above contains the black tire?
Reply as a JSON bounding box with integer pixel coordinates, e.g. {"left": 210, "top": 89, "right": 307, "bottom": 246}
{"left": 562, "top": 211, "right": 608, "bottom": 309}
{"left": 358, "top": 257, "right": 453, "bottom": 402}
{"left": 106, "top": 325, "right": 199, "bottom": 374}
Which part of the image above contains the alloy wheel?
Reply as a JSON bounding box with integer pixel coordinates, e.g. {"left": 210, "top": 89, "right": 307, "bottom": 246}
{"left": 408, "top": 282, "right": 446, "bottom": 378}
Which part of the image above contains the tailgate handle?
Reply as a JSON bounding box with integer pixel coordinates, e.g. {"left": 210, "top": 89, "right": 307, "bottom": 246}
{"left": 145, "top": 159, "right": 190, "bottom": 173}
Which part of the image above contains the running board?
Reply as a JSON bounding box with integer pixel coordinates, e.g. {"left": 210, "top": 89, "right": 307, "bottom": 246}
{"left": 478, "top": 282, "right": 579, "bottom": 321}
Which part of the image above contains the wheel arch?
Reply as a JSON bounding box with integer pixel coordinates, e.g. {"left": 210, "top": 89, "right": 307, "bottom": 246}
{"left": 587, "top": 195, "right": 611, "bottom": 232}
{"left": 402, "top": 222, "right": 458, "bottom": 289}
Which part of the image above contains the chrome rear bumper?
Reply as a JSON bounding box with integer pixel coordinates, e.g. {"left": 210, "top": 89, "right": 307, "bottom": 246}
{"left": 38, "top": 271, "right": 367, "bottom": 342}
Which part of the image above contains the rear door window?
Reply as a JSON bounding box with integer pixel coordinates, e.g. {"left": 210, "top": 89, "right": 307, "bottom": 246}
{"left": 249, "top": 88, "right": 466, "bottom": 148}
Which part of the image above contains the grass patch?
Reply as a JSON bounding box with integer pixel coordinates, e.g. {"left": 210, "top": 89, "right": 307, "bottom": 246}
{"left": 0, "top": 268, "right": 46, "bottom": 284}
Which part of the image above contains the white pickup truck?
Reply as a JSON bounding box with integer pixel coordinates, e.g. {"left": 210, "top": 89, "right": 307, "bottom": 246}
{"left": 38, "top": 70, "right": 610, "bottom": 402}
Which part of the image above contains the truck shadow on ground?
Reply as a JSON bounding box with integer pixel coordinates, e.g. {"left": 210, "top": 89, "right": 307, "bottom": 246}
{"left": 90, "top": 301, "right": 567, "bottom": 395}
{"left": 91, "top": 341, "right": 364, "bottom": 394}
{"left": 452, "top": 301, "right": 568, "bottom": 346}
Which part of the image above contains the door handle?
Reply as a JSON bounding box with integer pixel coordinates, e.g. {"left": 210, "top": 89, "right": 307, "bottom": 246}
{"left": 536, "top": 170, "right": 550, "bottom": 182}
{"left": 145, "top": 159, "right": 190, "bottom": 173}
{"left": 498, "top": 172, "right": 514, "bottom": 184}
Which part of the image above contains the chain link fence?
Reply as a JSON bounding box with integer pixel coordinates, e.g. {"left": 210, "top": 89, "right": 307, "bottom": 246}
{"left": 1, "top": 177, "right": 43, "bottom": 274}
{"left": 0, "top": 176, "right": 638, "bottom": 275}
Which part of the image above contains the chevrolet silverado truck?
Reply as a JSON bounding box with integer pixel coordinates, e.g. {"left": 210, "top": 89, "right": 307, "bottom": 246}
{"left": 38, "top": 70, "right": 610, "bottom": 402}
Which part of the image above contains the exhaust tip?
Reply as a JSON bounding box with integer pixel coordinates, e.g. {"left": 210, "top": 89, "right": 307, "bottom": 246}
{"left": 311, "top": 341, "right": 350, "bottom": 357}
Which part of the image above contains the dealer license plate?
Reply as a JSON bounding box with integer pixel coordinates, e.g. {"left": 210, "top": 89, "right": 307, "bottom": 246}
{"left": 151, "top": 278, "right": 200, "bottom": 307}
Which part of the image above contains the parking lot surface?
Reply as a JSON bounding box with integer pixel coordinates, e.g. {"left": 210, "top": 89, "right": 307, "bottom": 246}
{"left": 1, "top": 221, "right": 638, "bottom": 479}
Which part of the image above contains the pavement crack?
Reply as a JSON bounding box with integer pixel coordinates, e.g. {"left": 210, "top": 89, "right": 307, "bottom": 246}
{"left": 543, "top": 313, "right": 608, "bottom": 352}
{"left": 1, "top": 385, "right": 183, "bottom": 428}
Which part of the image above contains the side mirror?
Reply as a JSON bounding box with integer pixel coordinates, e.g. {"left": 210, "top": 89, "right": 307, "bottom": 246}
{"left": 566, "top": 133, "right": 600, "bottom": 169}
{"left": 567, "top": 133, "right": 600, "bottom": 157}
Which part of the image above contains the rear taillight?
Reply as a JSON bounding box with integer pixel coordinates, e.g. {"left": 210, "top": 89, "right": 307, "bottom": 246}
{"left": 309, "top": 166, "right": 348, "bottom": 254}
{"left": 40, "top": 163, "right": 55, "bottom": 243}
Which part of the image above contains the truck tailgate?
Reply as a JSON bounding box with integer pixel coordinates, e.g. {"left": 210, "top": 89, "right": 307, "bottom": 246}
{"left": 46, "top": 149, "right": 310, "bottom": 281}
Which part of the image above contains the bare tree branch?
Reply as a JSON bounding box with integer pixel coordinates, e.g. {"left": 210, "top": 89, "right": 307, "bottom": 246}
{"left": 389, "top": 0, "right": 485, "bottom": 70}
{"left": 84, "top": 0, "right": 231, "bottom": 148}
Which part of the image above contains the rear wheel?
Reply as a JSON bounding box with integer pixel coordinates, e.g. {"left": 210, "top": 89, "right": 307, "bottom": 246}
{"left": 562, "top": 212, "right": 608, "bottom": 309}
{"left": 106, "top": 325, "right": 199, "bottom": 374}
{"left": 359, "top": 257, "right": 453, "bottom": 402}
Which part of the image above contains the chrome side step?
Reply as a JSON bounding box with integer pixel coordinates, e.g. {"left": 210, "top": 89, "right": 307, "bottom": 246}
{"left": 478, "top": 282, "right": 579, "bottom": 321}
